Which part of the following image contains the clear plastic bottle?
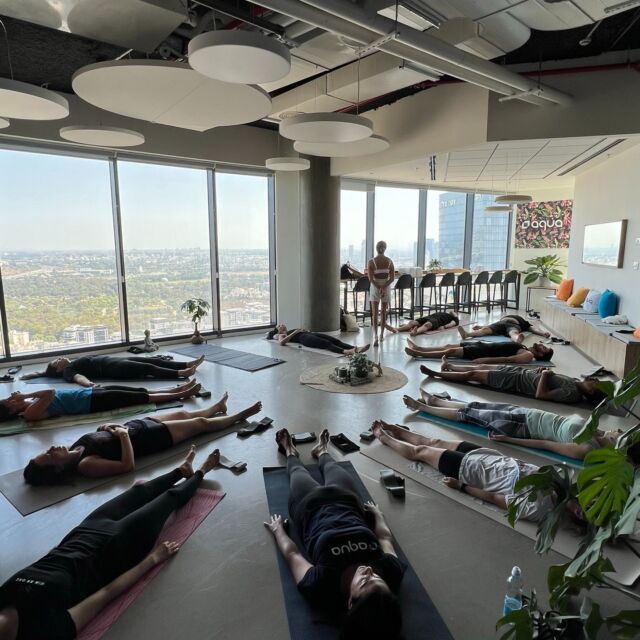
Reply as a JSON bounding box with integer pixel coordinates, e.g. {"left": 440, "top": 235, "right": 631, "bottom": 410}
{"left": 502, "top": 566, "right": 523, "bottom": 616}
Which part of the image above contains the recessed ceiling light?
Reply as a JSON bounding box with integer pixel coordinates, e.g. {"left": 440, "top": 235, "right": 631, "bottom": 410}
{"left": 60, "top": 125, "right": 145, "bottom": 147}
{"left": 496, "top": 194, "right": 533, "bottom": 204}
{"left": 293, "top": 135, "right": 390, "bottom": 157}
{"left": 0, "top": 78, "right": 69, "bottom": 120}
{"left": 280, "top": 113, "right": 373, "bottom": 143}
{"left": 265, "top": 156, "right": 310, "bottom": 171}
{"left": 189, "top": 31, "right": 291, "bottom": 84}
{"left": 0, "top": 117, "right": 9, "bottom": 129}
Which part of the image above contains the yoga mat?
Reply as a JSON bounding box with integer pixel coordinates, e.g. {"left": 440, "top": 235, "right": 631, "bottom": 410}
{"left": 171, "top": 344, "right": 284, "bottom": 372}
{"left": 360, "top": 443, "right": 640, "bottom": 586}
{"left": 412, "top": 357, "right": 555, "bottom": 368}
{"left": 263, "top": 463, "right": 453, "bottom": 640}
{"left": 77, "top": 488, "right": 225, "bottom": 640}
{"left": 0, "top": 421, "right": 242, "bottom": 516}
{"left": 23, "top": 378, "right": 185, "bottom": 386}
{"left": 416, "top": 411, "right": 584, "bottom": 468}
{"left": 463, "top": 334, "right": 528, "bottom": 343}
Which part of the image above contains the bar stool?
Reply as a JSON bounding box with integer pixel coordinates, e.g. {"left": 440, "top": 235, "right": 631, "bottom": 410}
{"left": 436, "top": 272, "right": 456, "bottom": 311}
{"left": 455, "top": 271, "right": 472, "bottom": 314}
{"left": 389, "top": 274, "right": 414, "bottom": 321}
{"left": 413, "top": 273, "right": 437, "bottom": 316}
{"left": 487, "top": 270, "right": 504, "bottom": 310}
{"left": 470, "top": 271, "right": 489, "bottom": 314}
{"left": 501, "top": 270, "right": 519, "bottom": 310}
{"left": 351, "top": 276, "right": 371, "bottom": 326}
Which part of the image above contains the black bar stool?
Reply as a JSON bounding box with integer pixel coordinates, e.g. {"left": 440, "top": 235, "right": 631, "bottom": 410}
{"left": 413, "top": 273, "right": 437, "bottom": 316}
{"left": 470, "top": 271, "right": 489, "bottom": 314}
{"left": 487, "top": 270, "right": 504, "bottom": 310}
{"left": 436, "top": 272, "right": 456, "bottom": 312}
{"left": 501, "top": 270, "right": 519, "bottom": 310}
{"left": 389, "top": 273, "right": 414, "bottom": 321}
{"left": 455, "top": 271, "right": 472, "bottom": 314}
{"left": 351, "top": 276, "right": 371, "bottom": 326}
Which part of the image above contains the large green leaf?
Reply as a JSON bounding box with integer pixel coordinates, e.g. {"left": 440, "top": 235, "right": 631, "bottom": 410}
{"left": 574, "top": 392, "right": 612, "bottom": 444}
{"left": 577, "top": 448, "right": 634, "bottom": 525}
{"left": 615, "top": 468, "right": 640, "bottom": 536}
{"left": 606, "top": 610, "right": 640, "bottom": 639}
{"left": 523, "top": 273, "right": 539, "bottom": 285}
{"left": 581, "top": 598, "right": 604, "bottom": 640}
{"left": 565, "top": 523, "right": 613, "bottom": 578}
{"left": 496, "top": 608, "right": 534, "bottom": 640}
{"left": 548, "top": 557, "right": 615, "bottom": 610}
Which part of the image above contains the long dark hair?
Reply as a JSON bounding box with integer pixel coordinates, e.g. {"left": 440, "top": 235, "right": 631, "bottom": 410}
{"left": 23, "top": 457, "right": 79, "bottom": 485}
{"left": 0, "top": 403, "right": 18, "bottom": 423}
{"left": 266, "top": 328, "right": 278, "bottom": 340}
{"left": 340, "top": 590, "right": 402, "bottom": 640}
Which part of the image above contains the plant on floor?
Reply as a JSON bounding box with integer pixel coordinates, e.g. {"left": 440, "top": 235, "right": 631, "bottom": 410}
{"left": 181, "top": 298, "right": 211, "bottom": 344}
{"left": 349, "top": 352, "right": 370, "bottom": 379}
{"left": 427, "top": 258, "right": 443, "bottom": 272}
{"left": 522, "top": 254, "right": 565, "bottom": 285}
{"left": 497, "top": 359, "right": 640, "bottom": 639}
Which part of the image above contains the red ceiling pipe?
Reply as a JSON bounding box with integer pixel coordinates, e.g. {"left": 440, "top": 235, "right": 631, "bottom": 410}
{"left": 224, "top": 6, "right": 269, "bottom": 29}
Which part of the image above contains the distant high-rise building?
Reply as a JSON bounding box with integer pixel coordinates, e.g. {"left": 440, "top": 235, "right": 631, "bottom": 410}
{"left": 471, "top": 194, "right": 510, "bottom": 271}
{"left": 438, "top": 193, "right": 466, "bottom": 267}
{"left": 61, "top": 324, "right": 109, "bottom": 345}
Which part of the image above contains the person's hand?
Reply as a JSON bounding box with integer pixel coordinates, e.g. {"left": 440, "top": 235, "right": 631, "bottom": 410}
{"left": 149, "top": 541, "right": 180, "bottom": 565}
{"left": 10, "top": 391, "right": 22, "bottom": 398}
{"left": 534, "top": 366, "right": 546, "bottom": 374}
{"left": 544, "top": 331, "right": 551, "bottom": 338}
{"left": 88, "top": 382, "right": 99, "bottom": 388}
{"left": 473, "top": 358, "right": 487, "bottom": 364}
{"left": 488, "top": 432, "right": 509, "bottom": 442}
{"left": 96, "top": 423, "right": 118, "bottom": 432}
{"left": 442, "top": 477, "right": 460, "bottom": 490}
{"left": 264, "top": 514, "right": 285, "bottom": 534}
{"left": 114, "top": 426, "right": 130, "bottom": 438}
{"left": 364, "top": 501, "right": 383, "bottom": 518}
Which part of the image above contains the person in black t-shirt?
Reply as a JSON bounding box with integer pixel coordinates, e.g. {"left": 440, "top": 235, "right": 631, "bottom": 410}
{"left": 264, "top": 428, "right": 406, "bottom": 639}
{"left": 457, "top": 314, "right": 550, "bottom": 344}
{"left": 20, "top": 354, "right": 207, "bottom": 387}
{"left": 0, "top": 448, "right": 221, "bottom": 640}
{"left": 393, "top": 311, "right": 459, "bottom": 336}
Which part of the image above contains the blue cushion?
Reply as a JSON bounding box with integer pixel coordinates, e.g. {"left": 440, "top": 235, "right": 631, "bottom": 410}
{"left": 583, "top": 290, "right": 601, "bottom": 314}
{"left": 598, "top": 289, "right": 618, "bottom": 318}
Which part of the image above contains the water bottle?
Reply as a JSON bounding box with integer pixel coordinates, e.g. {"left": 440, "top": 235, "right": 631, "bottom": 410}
{"left": 502, "top": 566, "right": 523, "bottom": 616}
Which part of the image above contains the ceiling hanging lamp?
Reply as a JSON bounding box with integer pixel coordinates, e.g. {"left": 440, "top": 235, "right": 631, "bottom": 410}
{"left": 0, "top": 116, "right": 9, "bottom": 128}
{"left": 265, "top": 129, "right": 310, "bottom": 171}
{"left": 293, "top": 134, "right": 389, "bottom": 157}
{"left": 0, "top": 78, "right": 69, "bottom": 121}
{"left": 59, "top": 125, "right": 145, "bottom": 147}
{"left": 495, "top": 194, "right": 532, "bottom": 204}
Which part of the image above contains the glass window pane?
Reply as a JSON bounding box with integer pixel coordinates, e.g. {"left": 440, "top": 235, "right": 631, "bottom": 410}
{"left": 374, "top": 186, "right": 419, "bottom": 269}
{"left": 471, "top": 194, "right": 510, "bottom": 271}
{"left": 117, "top": 161, "right": 213, "bottom": 339}
{"left": 216, "top": 172, "right": 272, "bottom": 330}
{"left": 340, "top": 190, "right": 367, "bottom": 271}
{"left": 0, "top": 149, "right": 121, "bottom": 355}
{"left": 427, "top": 190, "right": 466, "bottom": 268}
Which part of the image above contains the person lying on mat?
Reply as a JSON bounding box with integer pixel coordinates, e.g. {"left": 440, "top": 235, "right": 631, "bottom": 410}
{"left": 0, "top": 446, "right": 220, "bottom": 640}
{"left": 20, "top": 354, "right": 206, "bottom": 387}
{"left": 23, "top": 393, "right": 262, "bottom": 485}
{"left": 402, "top": 391, "right": 618, "bottom": 461}
{"left": 371, "top": 420, "right": 582, "bottom": 522}
{"left": 267, "top": 325, "right": 370, "bottom": 355}
{"left": 264, "top": 428, "right": 406, "bottom": 639}
{"left": 0, "top": 380, "right": 201, "bottom": 423}
{"left": 457, "top": 314, "right": 550, "bottom": 344}
{"left": 405, "top": 337, "right": 553, "bottom": 363}
{"left": 423, "top": 359, "right": 606, "bottom": 405}
{"left": 393, "top": 311, "right": 459, "bottom": 336}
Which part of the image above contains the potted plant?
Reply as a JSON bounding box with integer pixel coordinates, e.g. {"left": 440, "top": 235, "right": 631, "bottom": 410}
{"left": 427, "top": 258, "right": 443, "bottom": 273}
{"left": 349, "top": 352, "right": 371, "bottom": 384}
{"left": 181, "top": 298, "right": 211, "bottom": 344}
{"left": 523, "top": 255, "right": 564, "bottom": 286}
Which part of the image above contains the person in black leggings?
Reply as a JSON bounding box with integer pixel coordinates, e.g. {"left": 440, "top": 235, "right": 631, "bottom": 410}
{"left": 267, "top": 325, "right": 370, "bottom": 355}
{"left": 21, "top": 354, "right": 207, "bottom": 387}
{"left": 0, "top": 447, "right": 220, "bottom": 640}
{"left": 458, "top": 314, "right": 550, "bottom": 344}
{"left": 264, "top": 428, "right": 405, "bottom": 639}
{"left": 0, "top": 380, "right": 201, "bottom": 423}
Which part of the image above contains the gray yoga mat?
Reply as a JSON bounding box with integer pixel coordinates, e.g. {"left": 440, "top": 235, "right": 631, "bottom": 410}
{"left": 171, "top": 344, "right": 285, "bottom": 372}
{"left": 414, "top": 357, "right": 555, "bottom": 367}
{"left": 0, "top": 423, "right": 246, "bottom": 516}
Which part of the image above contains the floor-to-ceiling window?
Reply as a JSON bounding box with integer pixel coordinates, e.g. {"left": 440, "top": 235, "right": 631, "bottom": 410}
{"left": 215, "top": 172, "right": 272, "bottom": 330}
{"left": 0, "top": 149, "right": 121, "bottom": 355}
{"left": 374, "top": 186, "right": 420, "bottom": 268}
{"left": 117, "top": 160, "right": 214, "bottom": 339}
{"left": 470, "top": 194, "right": 511, "bottom": 271}
{"left": 427, "top": 190, "right": 467, "bottom": 268}
{"left": 340, "top": 189, "right": 368, "bottom": 272}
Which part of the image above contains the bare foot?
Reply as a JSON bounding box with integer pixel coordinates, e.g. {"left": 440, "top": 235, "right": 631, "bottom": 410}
{"left": 387, "top": 326, "right": 399, "bottom": 334}
{"left": 179, "top": 445, "right": 196, "bottom": 478}
{"left": 420, "top": 365, "right": 437, "bottom": 377}
{"left": 407, "top": 338, "right": 418, "bottom": 348}
{"left": 276, "top": 428, "right": 298, "bottom": 457}
{"left": 442, "top": 477, "right": 460, "bottom": 491}
{"left": 441, "top": 356, "right": 452, "bottom": 372}
{"left": 238, "top": 401, "right": 262, "bottom": 422}
{"left": 212, "top": 391, "right": 229, "bottom": 415}
{"left": 181, "top": 383, "right": 201, "bottom": 399}
{"left": 406, "top": 346, "right": 420, "bottom": 357}
{"left": 311, "top": 429, "right": 330, "bottom": 459}
{"left": 378, "top": 421, "right": 410, "bottom": 438}
{"left": 174, "top": 379, "right": 197, "bottom": 392}
{"left": 457, "top": 325, "right": 468, "bottom": 339}
{"left": 179, "top": 364, "right": 197, "bottom": 378}
{"left": 356, "top": 344, "right": 370, "bottom": 353}
{"left": 371, "top": 420, "right": 385, "bottom": 439}
{"left": 344, "top": 348, "right": 356, "bottom": 356}
{"left": 402, "top": 395, "right": 424, "bottom": 411}
{"left": 373, "top": 338, "right": 379, "bottom": 348}
{"left": 199, "top": 448, "right": 220, "bottom": 475}
{"left": 513, "top": 333, "right": 525, "bottom": 344}
{"left": 190, "top": 355, "right": 206, "bottom": 368}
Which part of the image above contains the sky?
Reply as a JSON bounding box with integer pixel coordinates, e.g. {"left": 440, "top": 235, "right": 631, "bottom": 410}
{"left": 0, "top": 149, "right": 269, "bottom": 252}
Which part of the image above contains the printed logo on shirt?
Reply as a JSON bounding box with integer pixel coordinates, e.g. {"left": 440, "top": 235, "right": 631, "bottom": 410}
{"left": 15, "top": 577, "right": 45, "bottom": 586}
{"left": 331, "top": 540, "right": 379, "bottom": 556}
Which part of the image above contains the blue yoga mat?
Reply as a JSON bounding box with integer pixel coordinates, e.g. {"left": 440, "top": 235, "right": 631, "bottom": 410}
{"left": 263, "top": 462, "right": 453, "bottom": 640}
{"left": 417, "top": 412, "right": 583, "bottom": 468}
{"left": 171, "top": 344, "right": 285, "bottom": 372}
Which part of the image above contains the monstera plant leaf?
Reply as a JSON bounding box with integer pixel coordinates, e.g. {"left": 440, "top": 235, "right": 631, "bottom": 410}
{"left": 548, "top": 557, "right": 614, "bottom": 610}
{"left": 564, "top": 524, "right": 613, "bottom": 578}
{"left": 496, "top": 608, "right": 534, "bottom": 640}
{"left": 615, "top": 468, "right": 640, "bottom": 537}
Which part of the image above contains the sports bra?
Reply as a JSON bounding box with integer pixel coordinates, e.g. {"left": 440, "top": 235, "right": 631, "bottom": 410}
{"left": 370, "top": 257, "right": 391, "bottom": 282}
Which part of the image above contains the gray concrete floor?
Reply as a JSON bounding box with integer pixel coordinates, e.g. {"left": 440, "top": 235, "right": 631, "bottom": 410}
{"left": 0, "top": 309, "right": 637, "bottom": 639}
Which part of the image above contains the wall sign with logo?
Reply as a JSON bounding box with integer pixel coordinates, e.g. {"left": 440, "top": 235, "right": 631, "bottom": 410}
{"left": 515, "top": 200, "right": 572, "bottom": 249}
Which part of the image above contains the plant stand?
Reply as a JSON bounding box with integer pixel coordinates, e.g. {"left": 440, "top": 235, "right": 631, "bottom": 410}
{"left": 190, "top": 329, "right": 206, "bottom": 345}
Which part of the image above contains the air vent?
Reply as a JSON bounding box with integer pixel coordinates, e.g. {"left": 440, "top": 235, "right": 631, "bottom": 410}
{"left": 557, "top": 139, "right": 626, "bottom": 175}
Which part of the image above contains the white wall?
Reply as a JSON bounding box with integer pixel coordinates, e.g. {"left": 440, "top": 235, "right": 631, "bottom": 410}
{"left": 569, "top": 144, "right": 640, "bottom": 324}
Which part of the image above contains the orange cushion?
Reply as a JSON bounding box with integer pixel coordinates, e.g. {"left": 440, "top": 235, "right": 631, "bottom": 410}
{"left": 556, "top": 278, "right": 574, "bottom": 301}
{"left": 567, "top": 287, "right": 590, "bottom": 307}
{"left": 634, "top": 327, "right": 640, "bottom": 339}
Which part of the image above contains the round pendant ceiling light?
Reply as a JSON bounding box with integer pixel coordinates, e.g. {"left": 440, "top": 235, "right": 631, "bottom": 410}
{"left": 485, "top": 205, "right": 512, "bottom": 212}
{"left": 0, "top": 78, "right": 69, "bottom": 120}
{"left": 188, "top": 31, "right": 291, "bottom": 84}
{"left": 496, "top": 194, "right": 533, "bottom": 204}
{"left": 0, "top": 117, "right": 9, "bottom": 129}
{"left": 293, "top": 134, "right": 390, "bottom": 158}
{"left": 72, "top": 60, "right": 271, "bottom": 131}
{"left": 265, "top": 156, "right": 310, "bottom": 171}
{"left": 60, "top": 125, "right": 145, "bottom": 147}
{"left": 279, "top": 112, "right": 373, "bottom": 143}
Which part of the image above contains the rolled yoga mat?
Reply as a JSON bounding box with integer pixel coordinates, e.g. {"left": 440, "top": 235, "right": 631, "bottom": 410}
{"left": 170, "top": 343, "right": 285, "bottom": 372}
{"left": 263, "top": 462, "right": 454, "bottom": 640}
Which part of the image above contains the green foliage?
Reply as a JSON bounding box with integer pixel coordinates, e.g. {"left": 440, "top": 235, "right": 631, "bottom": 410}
{"left": 427, "top": 258, "right": 442, "bottom": 272}
{"left": 497, "top": 608, "right": 534, "bottom": 640}
{"left": 181, "top": 298, "right": 211, "bottom": 327}
{"left": 548, "top": 557, "right": 614, "bottom": 610}
{"left": 615, "top": 468, "right": 640, "bottom": 536}
{"left": 522, "top": 254, "right": 564, "bottom": 285}
{"left": 349, "top": 352, "right": 369, "bottom": 378}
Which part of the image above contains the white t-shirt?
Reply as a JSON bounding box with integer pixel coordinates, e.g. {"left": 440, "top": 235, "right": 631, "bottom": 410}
{"left": 458, "top": 448, "right": 555, "bottom": 522}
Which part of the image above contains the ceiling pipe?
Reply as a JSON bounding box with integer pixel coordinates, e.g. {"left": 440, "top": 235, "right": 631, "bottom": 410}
{"left": 252, "top": 0, "right": 552, "bottom": 106}
{"left": 299, "top": 0, "right": 572, "bottom": 107}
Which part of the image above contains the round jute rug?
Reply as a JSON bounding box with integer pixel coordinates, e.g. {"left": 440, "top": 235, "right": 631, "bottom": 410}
{"left": 300, "top": 364, "right": 408, "bottom": 394}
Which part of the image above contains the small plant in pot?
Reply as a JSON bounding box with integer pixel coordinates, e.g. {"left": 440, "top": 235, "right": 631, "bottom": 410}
{"left": 181, "top": 298, "right": 211, "bottom": 344}
{"left": 427, "top": 258, "right": 443, "bottom": 273}
{"left": 349, "top": 352, "right": 370, "bottom": 383}
{"left": 523, "top": 255, "right": 564, "bottom": 286}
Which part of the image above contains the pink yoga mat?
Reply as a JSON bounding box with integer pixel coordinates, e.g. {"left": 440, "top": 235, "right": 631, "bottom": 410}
{"left": 77, "top": 488, "right": 225, "bottom": 640}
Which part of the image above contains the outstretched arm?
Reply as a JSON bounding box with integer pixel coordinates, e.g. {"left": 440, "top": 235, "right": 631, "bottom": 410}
{"left": 530, "top": 324, "right": 550, "bottom": 338}
{"left": 445, "top": 478, "right": 508, "bottom": 509}
{"left": 69, "top": 541, "right": 179, "bottom": 632}
{"left": 19, "top": 370, "right": 47, "bottom": 380}
{"left": 364, "top": 501, "right": 397, "bottom": 556}
{"left": 264, "top": 515, "right": 312, "bottom": 584}
{"left": 72, "top": 373, "right": 95, "bottom": 387}
{"left": 489, "top": 433, "right": 591, "bottom": 460}
{"left": 473, "top": 352, "right": 532, "bottom": 364}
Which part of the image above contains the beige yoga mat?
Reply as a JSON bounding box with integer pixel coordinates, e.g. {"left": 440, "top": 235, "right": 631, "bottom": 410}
{"left": 300, "top": 364, "right": 408, "bottom": 394}
{"left": 360, "top": 440, "right": 640, "bottom": 586}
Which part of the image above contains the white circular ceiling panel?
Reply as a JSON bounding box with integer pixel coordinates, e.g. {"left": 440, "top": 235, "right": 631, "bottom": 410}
{"left": 280, "top": 113, "right": 373, "bottom": 143}
{"left": 0, "top": 78, "right": 69, "bottom": 120}
{"left": 0, "top": 117, "right": 9, "bottom": 129}
{"left": 293, "top": 135, "right": 390, "bottom": 158}
{"left": 265, "top": 157, "right": 310, "bottom": 171}
{"left": 60, "top": 125, "right": 145, "bottom": 147}
{"left": 496, "top": 194, "right": 533, "bottom": 204}
{"left": 189, "top": 31, "right": 291, "bottom": 84}
{"left": 72, "top": 60, "right": 272, "bottom": 132}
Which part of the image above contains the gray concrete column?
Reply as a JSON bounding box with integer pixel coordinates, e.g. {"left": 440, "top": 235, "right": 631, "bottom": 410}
{"left": 299, "top": 156, "right": 340, "bottom": 331}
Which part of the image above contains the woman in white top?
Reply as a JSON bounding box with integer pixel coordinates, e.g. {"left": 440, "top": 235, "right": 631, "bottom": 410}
{"left": 367, "top": 241, "right": 395, "bottom": 347}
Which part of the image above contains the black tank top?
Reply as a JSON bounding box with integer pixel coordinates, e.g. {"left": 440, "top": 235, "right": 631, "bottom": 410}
{"left": 461, "top": 341, "right": 524, "bottom": 359}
